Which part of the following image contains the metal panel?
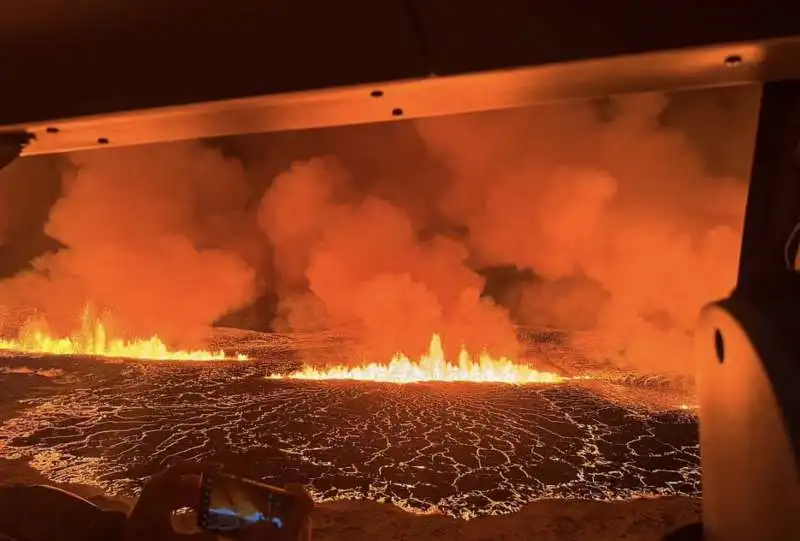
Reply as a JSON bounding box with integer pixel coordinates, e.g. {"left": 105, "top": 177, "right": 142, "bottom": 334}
{"left": 1, "top": 2, "right": 799, "bottom": 154}
{"left": 412, "top": 0, "right": 800, "bottom": 73}
{"left": 0, "top": 1, "right": 427, "bottom": 125}
{"left": 737, "top": 81, "right": 800, "bottom": 292}
{"left": 697, "top": 302, "right": 800, "bottom": 541}
{"left": 6, "top": 37, "right": 800, "bottom": 156}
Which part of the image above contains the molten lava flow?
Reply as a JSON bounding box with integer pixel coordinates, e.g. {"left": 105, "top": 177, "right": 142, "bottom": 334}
{"left": 0, "top": 311, "right": 247, "bottom": 361}
{"left": 272, "top": 334, "right": 562, "bottom": 384}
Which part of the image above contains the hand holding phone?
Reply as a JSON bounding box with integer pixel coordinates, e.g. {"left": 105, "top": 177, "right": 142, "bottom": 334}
{"left": 126, "top": 461, "right": 222, "bottom": 541}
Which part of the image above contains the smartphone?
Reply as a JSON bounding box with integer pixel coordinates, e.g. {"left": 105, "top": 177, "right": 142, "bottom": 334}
{"left": 197, "top": 471, "right": 296, "bottom": 535}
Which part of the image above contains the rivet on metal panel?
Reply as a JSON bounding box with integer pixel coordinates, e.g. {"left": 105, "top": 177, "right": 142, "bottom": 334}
{"left": 724, "top": 54, "right": 743, "bottom": 67}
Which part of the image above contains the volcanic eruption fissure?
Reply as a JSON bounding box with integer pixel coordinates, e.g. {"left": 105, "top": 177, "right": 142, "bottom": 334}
{"left": 0, "top": 88, "right": 756, "bottom": 383}
{"left": 269, "top": 333, "right": 563, "bottom": 384}
{"left": 0, "top": 307, "right": 248, "bottom": 361}
{"left": 0, "top": 87, "right": 758, "bottom": 519}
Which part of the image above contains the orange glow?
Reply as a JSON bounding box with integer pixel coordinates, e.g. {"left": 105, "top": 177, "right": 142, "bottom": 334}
{"left": 0, "top": 310, "right": 247, "bottom": 362}
{"left": 271, "top": 334, "right": 562, "bottom": 384}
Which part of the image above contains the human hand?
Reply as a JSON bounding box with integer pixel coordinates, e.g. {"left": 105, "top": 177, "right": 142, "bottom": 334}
{"left": 125, "top": 461, "right": 221, "bottom": 541}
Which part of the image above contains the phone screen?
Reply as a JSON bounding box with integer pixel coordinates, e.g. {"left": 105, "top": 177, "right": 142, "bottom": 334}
{"left": 199, "top": 473, "right": 294, "bottom": 534}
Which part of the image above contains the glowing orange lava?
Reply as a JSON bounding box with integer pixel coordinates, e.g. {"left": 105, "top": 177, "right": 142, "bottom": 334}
{"left": 0, "top": 311, "right": 247, "bottom": 361}
{"left": 271, "top": 334, "right": 563, "bottom": 384}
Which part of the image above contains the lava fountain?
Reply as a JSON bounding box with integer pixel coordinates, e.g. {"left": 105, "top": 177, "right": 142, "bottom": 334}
{"left": 0, "top": 309, "right": 247, "bottom": 361}
{"left": 272, "top": 333, "right": 563, "bottom": 384}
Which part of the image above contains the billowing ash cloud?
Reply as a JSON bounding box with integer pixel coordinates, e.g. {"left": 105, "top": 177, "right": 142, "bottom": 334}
{"left": 415, "top": 91, "right": 753, "bottom": 373}
{"left": 0, "top": 143, "right": 258, "bottom": 346}
{"left": 257, "top": 156, "right": 518, "bottom": 361}
{"left": 0, "top": 87, "right": 759, "bottom": 373}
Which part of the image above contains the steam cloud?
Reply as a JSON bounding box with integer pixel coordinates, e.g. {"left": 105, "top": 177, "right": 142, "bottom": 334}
{"left": 416, "top": 91, "right": 753, "bottom": 373}
{"left": 0, "top": 144, "right": 258, "bottom": 345}
{"left": 0, "top": 87, "right": 758, "bottom": 374}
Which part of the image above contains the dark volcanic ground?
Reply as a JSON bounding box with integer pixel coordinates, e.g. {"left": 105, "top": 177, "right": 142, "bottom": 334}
{"left": 0, "top": 341, "right": 699, "bottom": 520}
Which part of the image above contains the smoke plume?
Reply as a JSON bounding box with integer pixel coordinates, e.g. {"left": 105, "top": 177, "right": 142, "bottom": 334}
{"left": 0, "top": 142, "right": 258, "bottom": 346}
{"left": 257, "top": 156, "right": 518, "bottom": 360}
{"left": 415, "top": 90, "right": 753, "bottom": 373}
{"left": 0, "top": 87, "right": 758, "bottom": 374}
